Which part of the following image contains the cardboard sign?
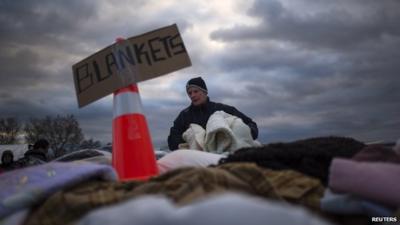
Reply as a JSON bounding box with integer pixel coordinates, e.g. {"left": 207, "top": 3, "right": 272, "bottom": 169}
{"left": 72, "top": 24, "right": 191, "bottom": 108}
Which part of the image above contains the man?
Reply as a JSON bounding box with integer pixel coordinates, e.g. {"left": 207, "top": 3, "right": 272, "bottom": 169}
{"left": 26, "top": 139, "right": 50, "bottom": 162}
{"left": 13, "top": 139, "right": 50, "bottom": 169}
{"left": 168, "top": 77, "right": 258, "bottom": 150}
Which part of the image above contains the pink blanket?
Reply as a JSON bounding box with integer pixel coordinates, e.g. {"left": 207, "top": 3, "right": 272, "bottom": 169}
{"left": 329, "top": 158, "right": 400, "bottom": 207}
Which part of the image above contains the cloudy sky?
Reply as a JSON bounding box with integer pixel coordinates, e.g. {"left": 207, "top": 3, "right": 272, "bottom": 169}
{"left": 1, "top": 0, "right": 399, "bottom": 148}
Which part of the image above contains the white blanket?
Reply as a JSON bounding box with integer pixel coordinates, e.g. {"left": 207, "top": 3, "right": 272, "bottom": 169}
{"left": 157, "top": 150, "right": 224, "bottom": 174}
{"left": 180, "top": 111, "right": 260, "bottom": 153}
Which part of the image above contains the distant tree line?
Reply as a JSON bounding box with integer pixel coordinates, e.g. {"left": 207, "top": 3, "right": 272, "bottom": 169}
{"left": 0, "top": 114, "right": 102, "bottom": 157}
{"left": 0, "top": 117, "right": 20, "bottom": 144}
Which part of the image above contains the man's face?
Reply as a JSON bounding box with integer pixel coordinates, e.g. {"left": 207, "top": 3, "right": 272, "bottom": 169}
{"left": 187, "top": 86, "right": 207, "bottom": 106}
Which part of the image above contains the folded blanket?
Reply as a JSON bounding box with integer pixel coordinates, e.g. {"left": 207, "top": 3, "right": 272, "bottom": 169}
{"left": 219, "top": 136, "right": 365, "bottom": 186}
{"left": 329, "top": 158, "right": 400, "bottom": 207}
{"left": 0, "top": 162, "right": 117, "bottom": 219}
{"left": 352, "top": 145, "right": 400, "bottom": 163}
{"left": 182, "top": 111, "right": 260, "bottom": 153}
{"left": 157, "top": 150, "right": 224, "bottom": 174}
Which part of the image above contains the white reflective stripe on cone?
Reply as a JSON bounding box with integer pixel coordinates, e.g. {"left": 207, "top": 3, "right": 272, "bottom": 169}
{"left": 113, "top": 91, "right": 143, "bottom": 119}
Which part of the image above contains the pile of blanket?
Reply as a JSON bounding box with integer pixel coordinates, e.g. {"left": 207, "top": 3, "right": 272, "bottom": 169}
{"left": 1, "top": 136, "right": 399, "bottom": 225}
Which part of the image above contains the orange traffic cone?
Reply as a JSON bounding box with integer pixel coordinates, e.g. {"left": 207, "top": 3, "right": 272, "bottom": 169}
{"left": 112, "top": 38, "right": 158, "bottom": 181}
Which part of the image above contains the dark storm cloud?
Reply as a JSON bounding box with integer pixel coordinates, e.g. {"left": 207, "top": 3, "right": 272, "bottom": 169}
{"left": 0, "top": 0, "right": 191, "bottom": 55}
{"left": 0, "top": 0, "right": 96, "bottom": 46}
{"left": 212, "top": 0, "right": 400, "bottom": 50}
{"left": 0, "top": 47, "right": 45, "bottom": 87}
{"left": 0, "top": 0, "right": 98, "bottom": 111}
{"left": 209, "top": 0, "right": 400, "bottom": 143}
{"left": 0, "top": 0, "right": 181, "bottom": 144}
{"left": 1, "top": 0, "right": 398, "bottom": 147}
{"left": 0, "top": 0, "right": 192, "bottom": 93}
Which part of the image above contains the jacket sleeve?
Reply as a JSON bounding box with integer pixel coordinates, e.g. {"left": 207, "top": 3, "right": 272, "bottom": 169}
{"left": 225, "top": 106, "right": 259, "bottom": 140}
{"left": 167, "top": 112, "right": 186, "bottom": 150}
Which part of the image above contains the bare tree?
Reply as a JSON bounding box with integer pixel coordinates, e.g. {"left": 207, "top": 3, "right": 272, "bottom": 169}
{"left": 24, "top": 114, "right": 84, "bottom": 157}
{"left": 0, "top": 117, "right": 21, "bottom": 144}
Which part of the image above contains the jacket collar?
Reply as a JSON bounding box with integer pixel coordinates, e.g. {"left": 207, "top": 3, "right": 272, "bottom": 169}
{"left": 190, "top": 97, "right": 210, "bottom": 111}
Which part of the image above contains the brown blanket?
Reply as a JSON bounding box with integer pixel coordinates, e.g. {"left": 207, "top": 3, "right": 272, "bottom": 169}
{"left": 25, "top": 163, "right": 324, "bottom": 225}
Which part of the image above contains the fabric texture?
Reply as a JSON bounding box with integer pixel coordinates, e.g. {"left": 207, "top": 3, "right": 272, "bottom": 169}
{"left": 76, "top": 193, "right": 333, "bottom": 225}
{"left": 168, "top": 98, "right": 258, "bottom": 150}
{"left": 352, "top": 145, "right": 400, "bottom": 163}
{"left": 321, "top": 189, "right": 395, "bottom": 216}
{"left": 157, "top": 149, "right": 223, "bottom": 174}
{"left": 181, "top": 111, "right": 261, "bottom": 153}
{"left": 262, "top": 168, "right": 324, "bottom": 210}
{"left": 219, "top": 136, "right": 365, "bottom": 185}
{"left": 0, "top": 209, "right": 29, "bottom": 225}
{"left": 0, "top": 162, "right": 117, "bottom": 219}
{"left": 329, "top": 158, "right": 400, "bottom": 207}
{"left": 180, "top": 124, "right": 206, "bottom": 150}
{"left": 25, "top": 163, "right": 324, "bottom": 225}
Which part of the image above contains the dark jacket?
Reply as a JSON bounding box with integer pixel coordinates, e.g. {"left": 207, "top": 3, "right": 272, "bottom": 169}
{"left": 13, "top": 149, "right": 48, "bottom": 169}
{"left": 168, "top": 98, "right": 258, "bottom": 150}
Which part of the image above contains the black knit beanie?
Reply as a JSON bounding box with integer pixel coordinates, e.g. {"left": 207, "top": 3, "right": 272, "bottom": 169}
{"left": 186, "top": 77, "right": 208, "bottom": 93}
